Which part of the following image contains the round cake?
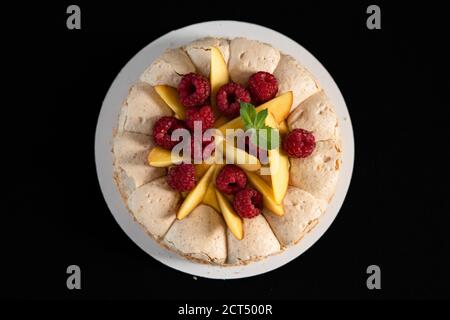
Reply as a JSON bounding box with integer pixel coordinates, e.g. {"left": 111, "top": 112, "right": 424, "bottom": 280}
{"left": 112, "top": 37, "right": 342, "bottom": 265}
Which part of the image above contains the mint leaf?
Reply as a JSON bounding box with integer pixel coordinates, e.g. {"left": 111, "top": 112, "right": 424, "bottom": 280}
{"left": 239, "top": 103, "right": 253, "bottom": 128}
{"left": 247, "top": 103, "right": 257, "bottom": 124}
{"left": 254, "top": 109, "right": 268, "bottom": 129}
{"left": 239, "top": 102, "right": 279, "bottom": 150}
{"left": 240, "top": 102, "right": 254, "bottom": 110}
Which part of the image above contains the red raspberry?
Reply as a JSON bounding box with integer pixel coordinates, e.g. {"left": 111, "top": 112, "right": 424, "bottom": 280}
{"left": 178, "top": 73, "right": 211, "bottom": 107}
{"left": 215, "top": 165, "right": 247, "bottom": 195}
{"left": 282, "top": 128, "right": 316, "bottom": 158}
{"left": 152, "top": 116, "right": 186, "bottom": 150}
{"left": 248, "top": 71, "right": 278, "bottom": 104}
{"left": 185, "top": 105, "right": 215, "bottom": 132}
{"left": 216, "top": 83, "right": 251, "bottom": 118}
{"left": 190, "top": 135, "right": 215, "bottom": 161}
{"left": 233, "top": 187, "right": 263, "bottom": 219}
{"left": 167, "top": 163, "right": 196, "bottom": 191}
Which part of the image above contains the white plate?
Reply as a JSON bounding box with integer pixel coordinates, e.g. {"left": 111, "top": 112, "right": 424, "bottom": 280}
{"left": 95, "top": 21, "right": 354, "bottom": 279}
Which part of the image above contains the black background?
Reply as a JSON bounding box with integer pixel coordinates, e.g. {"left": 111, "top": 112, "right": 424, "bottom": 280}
{"left": 3, "top": 1, "right": 449, "bottom": 301}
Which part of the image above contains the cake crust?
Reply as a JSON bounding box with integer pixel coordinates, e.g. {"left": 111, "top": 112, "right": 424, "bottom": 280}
{"left": 118, "top": 82, "right": 173, "bottom": 135}
{"left": 227, "top": 215, "right": 281, "bottom": 265}
{"left": 140, "top": 48, "right": 195, "bottom": 88}
{"left": 127, "top": 177, "right": 180, "bottom": 239}
{"left": 287, "top": 90, "right": 338, "bottom": 141}
{"left": 274, "top": 54, "right": 320, "bottom": 111}
{"left": 228, "top": 38, "right": 281, "bottom": 85}
{"left": 164, "top": 205, "right": 227, "bottom": 264}
{"left": 184, "top": 37, "right": 230, "bottom": 77}
{"left": 263, "top": 187, "right": 326, "bottom": 246}
{"left": 289, "top": 140, "right": 342, "bottom": 202}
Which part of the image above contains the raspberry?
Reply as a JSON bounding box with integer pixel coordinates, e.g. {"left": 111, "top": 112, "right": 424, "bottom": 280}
{"left": 248, "top": 71, "right": 278, "bottom": 104}
{"left": 178, "top": 73, "right": 211, "bottom": 107}
{"left": 282, "top": 128, "right": 316, "bottom": 158}
{"left": 215, "top": 165, "right": 247, "bottom": 195}
{"left": 216, "top": 83, "right": 251, "bottom": 118}
{"left": 167, "top": 163, "right": 196, "bottom": 191}
{"left": 233, "top": 187, "right": 262, "bottom": 219}
{"left": 190, "top": 135, "right": 215, "bottom": 161}
{"left": 152, "top": 116, "right": 186, "bottom": 150}
{"left": 185, "top": 105, "right": 215, "bottom": 132}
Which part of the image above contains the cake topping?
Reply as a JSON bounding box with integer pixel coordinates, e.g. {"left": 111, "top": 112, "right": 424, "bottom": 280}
{"left": 216, "top": 83, "right": 251, "bottom": 118}
{"left": 233, "top": 187, "right": 263, "bottom": 219}
{"left": 282, "top": 128, "right": 316, "bottom": 158}
{"left": 152, "top": 116, "right": 186, "bottom": 150}
{"left": 215, "top": 165, "right": 248, "bottom": 195}
{"left": 147, "top": 45, "right": 306, "bottom": 240}
{"left": 167, "top": 163, "right": 197, "bottom": 191}
{"left": 185, "top": 105, "right": 215, "bottom": 132}
{"left": 178, "top": 73, "right": 211, "bottom": 107}
{"left": 115, "top": 38, "right": 342, "bottom": 259}
{"left": 248, "top": 71, "right": 278, "bottom": 104}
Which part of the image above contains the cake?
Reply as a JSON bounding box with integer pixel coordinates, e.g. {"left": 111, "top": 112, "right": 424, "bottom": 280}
{"left": 112, "top": 37, "right": 342, "bottom": 265}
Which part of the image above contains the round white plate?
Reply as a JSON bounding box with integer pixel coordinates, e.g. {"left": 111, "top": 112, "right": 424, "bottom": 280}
{"left": 95, "top": 21, "right": 354, "bottom": 279}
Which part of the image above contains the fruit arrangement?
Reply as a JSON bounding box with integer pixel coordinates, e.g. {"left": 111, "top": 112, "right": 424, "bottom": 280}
{"left": 113, "top": 37, "right": 342, "bottom": 264}
{"left": 147, "top": 47, "right": 316, "bottom": 240}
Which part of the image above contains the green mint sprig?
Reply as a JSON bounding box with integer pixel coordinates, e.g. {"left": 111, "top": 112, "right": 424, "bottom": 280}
{"left": 239, "top": 102, "right": 280, "bottom": 150}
